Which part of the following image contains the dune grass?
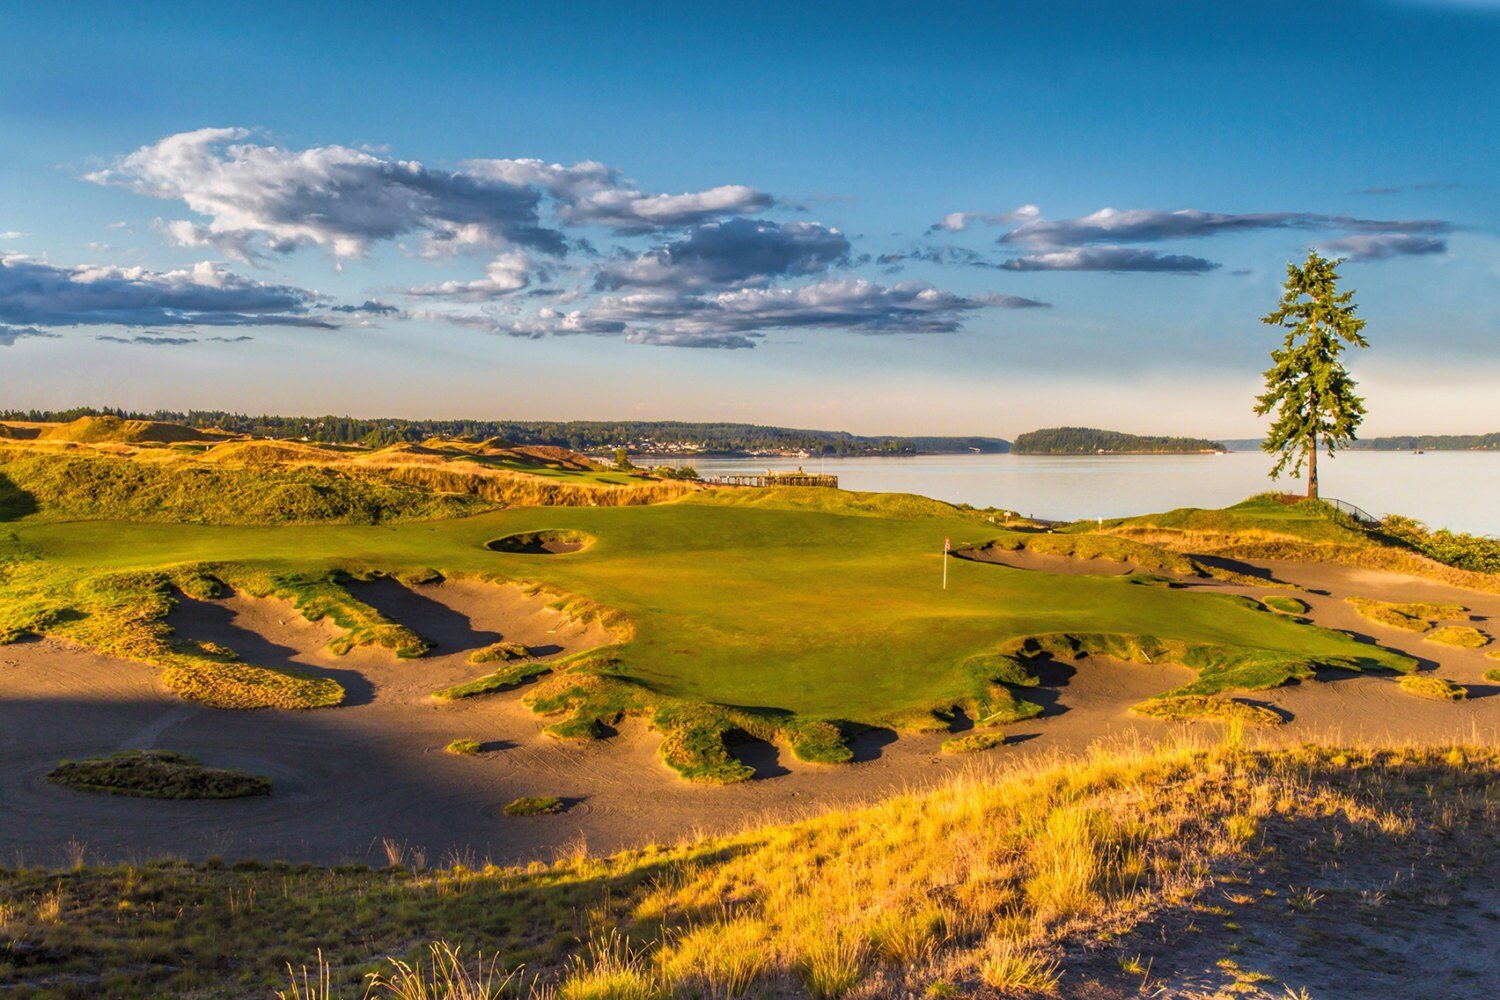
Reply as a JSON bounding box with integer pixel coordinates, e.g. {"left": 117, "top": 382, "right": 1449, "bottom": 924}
{"left": 2, "top": 741, "right": 1495, "bottom": 997}
{"left": 1347, "top": 597, "right": 1468, "bottom": 632}
{"left": 1397, "top": 674, "right": 1468, "bottom": 700}
{"left": 941, "top": 731, "right": 1007, "bottom": 753}
{"left": 1425, "top": 625, "right": 1491, "bottom": 649}
{"left": 1130, "top": 694, "right": 1283, "bottom": 727}
{"left": 46, "top": 750, "right": 271, "bottom": 799}
{"left": 467, "top": 640, "right": 531, "bottom": 664}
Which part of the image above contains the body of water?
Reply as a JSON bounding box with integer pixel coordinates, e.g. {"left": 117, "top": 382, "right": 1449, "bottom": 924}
{"left": 657, "top": 451, "right": 1500, "bottom": 535}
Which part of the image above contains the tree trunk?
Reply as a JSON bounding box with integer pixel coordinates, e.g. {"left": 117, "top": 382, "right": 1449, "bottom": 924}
{"left": 1307, "top": 431, "right": 1319, "bottom": 499}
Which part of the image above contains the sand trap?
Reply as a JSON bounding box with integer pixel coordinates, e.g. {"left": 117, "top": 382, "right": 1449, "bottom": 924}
{"left": 956, "top": 543, "right": 1138, "bottom": 576}
{"left": 485, "top": 529, "right": 594, "bottom": 555}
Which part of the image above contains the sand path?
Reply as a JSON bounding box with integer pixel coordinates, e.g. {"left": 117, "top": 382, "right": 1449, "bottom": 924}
{"left": 1, "top": 561, "right": 1497, "bottom": 866}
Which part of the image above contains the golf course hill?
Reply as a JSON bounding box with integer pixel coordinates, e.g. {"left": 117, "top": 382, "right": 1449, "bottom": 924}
{"left": 1013, "top": 426, "right": 1227, "bottom": 455}
{"left": 0, "top": 424, "right": 692, "bottom": 523}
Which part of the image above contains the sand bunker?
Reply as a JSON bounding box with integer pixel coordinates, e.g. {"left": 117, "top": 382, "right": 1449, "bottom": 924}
{"left": 486, "top": 529, "right": 595, "bottom": 555}
{"left": 956, "top": 542, "right": 1138, "bottom": 576}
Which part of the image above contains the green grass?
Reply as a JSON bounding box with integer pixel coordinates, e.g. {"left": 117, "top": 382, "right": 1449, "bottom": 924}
{"left": 503, "top": 795, "right": 564, "bottom": 816}
{"left": 46, "top": 750, "right": 271, "bottom": 799}
{"left": 1, "top": 488, "right": 1419, "bottom": 780}
{"left": 444, "top": 738, "right": 482, "bottom": 756}
{"left": 1398, "top": 674, "right": 1468, "bottom": 700}
{"left": 1130, "top": 695, "right": 1283, "bottom": 727}
{"left": 1261, "top": 595, "right": 1309, "bottom": 616}
{"left": 1484, "top": 667, "right": 1500, "bottom": 682}
{"left": 1425, "top": 625, "right": 1490, "bottom": 649}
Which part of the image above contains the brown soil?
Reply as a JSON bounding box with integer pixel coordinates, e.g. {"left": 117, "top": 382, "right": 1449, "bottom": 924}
{"left": 1, "top": 558, "right": 1497, "bottom": 871}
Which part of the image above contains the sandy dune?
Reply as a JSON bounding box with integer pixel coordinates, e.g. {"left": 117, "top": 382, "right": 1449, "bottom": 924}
{"left": 1, "top": 561, "right": 1498, "bottom": 867}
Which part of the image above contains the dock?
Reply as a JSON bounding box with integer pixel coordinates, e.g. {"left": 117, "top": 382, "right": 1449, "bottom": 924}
{"left": 707, "top": 468, "right": 839, "bottom": 489}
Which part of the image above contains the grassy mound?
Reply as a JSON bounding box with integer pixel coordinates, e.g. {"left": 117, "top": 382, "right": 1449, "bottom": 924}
{"left": 1131, "top": 694, "right": 1283, "bottom": 727}
{"left": 3, "top": 743, "right": 1496, "bottom": 998}
{"left": 444, "top": 739, "right": 482, "bottom": 756}
{"left": 1425, "top": 625, "right": 1490, "bottom": 649}
{"left": 1398, "top": 674, "right": 1468, "bottom": 700}
{"left": 502, "top": 795, "right": 563, "bottom": 816}
{"left": 1088, "top": 494, "right": 1500, "bottom": 593}
{"left": 1261, "top": 595, "right": 1309, "bottom": 615}
{"left": 1347, "top": 597, "right": 1468, "bottom": 631}
{"left": 45, "top": 750, "right": 270, "bottom": 799}
{"left": 36, "top": 415, "right": 221, "bottom": 444}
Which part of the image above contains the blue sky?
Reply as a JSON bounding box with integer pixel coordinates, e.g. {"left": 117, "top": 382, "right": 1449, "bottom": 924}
{"left": 1, "top": 0, "right": 1496, "bottom": 436}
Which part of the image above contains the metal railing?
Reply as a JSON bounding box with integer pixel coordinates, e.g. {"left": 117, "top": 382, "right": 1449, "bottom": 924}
{"left": 1322, "top": 497, "right": 1380, "bottom": 525}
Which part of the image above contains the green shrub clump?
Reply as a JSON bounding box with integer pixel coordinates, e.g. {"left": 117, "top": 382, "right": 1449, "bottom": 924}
{"left": 468, "top": 640, "right": 531, "bottom": 664}
{"left": 503, "top": 795, "right": 563, "bottom": 816}
{"left": 941, "top": 731, "right": 1006, "bottom": 753}
{"left": 1132, "top": 695, "right": 1283, "bottom": 727}
{"left": 444, "top": 739, "right": 482, "bottom": 756}
{"left": 46, "top": 750, "right": 271, "bottom": 799}
{"left": 1425, "top": 625, "right": 1490, "bottom": 649}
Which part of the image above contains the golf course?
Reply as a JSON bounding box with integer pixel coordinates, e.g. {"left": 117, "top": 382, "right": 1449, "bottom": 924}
{"left": 4, "top": 421, "right": 1500, "bottom": 998}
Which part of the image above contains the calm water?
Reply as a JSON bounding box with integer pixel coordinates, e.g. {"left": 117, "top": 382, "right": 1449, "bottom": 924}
{"left": 659, "top": 451, "right": 1500, "bottom": 535}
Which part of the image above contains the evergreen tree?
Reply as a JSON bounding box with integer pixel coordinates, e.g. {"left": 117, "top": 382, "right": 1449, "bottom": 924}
{"left": 1254, "top": 250, "right": 1368, "bottom": 499}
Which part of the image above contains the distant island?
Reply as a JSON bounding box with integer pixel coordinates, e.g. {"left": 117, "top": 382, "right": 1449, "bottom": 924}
{"left": 0, "top": 407, "right": 1010, "bottom": 458}
{"left": 1012, "top": 427, "right": 1227, "bottom": 455}
{"left": 1220, "top": 433, "right": 1500, "bottom": 452}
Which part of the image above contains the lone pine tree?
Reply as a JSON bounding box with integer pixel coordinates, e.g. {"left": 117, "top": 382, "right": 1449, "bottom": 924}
{"left": 1255, "top": 250, "right": 1368, "bottom": 499}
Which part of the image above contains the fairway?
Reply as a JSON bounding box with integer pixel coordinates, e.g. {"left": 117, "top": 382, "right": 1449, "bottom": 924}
{"left": 3, "top": 489, "right": 1418, "bottom": 780}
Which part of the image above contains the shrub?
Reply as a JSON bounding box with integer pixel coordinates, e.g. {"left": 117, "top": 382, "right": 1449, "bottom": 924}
{"left": 503, "top": 796, "right": 563, "bottom": 816}
{"left": 1398, "top": 675, "right": 1468, "bottom": 701}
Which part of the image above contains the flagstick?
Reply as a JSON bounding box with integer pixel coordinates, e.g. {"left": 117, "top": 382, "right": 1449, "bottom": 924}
{"left": 942, "top": 537, "right": 949, "bottom": 590}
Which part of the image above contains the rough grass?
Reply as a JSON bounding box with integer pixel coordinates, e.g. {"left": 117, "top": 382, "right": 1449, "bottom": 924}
{"left": 1425, "top": 625, "right": 1491, "bottom": 649}
{"left": 1130, "top": 695, "right": 1283, "bottom": 727}
{"left": 45, "top": 750, "right": 271, "bottom": 799}
{"left": 1347, "top": 597, "right": 1468, "bottom": 632}
{"left": 503, "top": 795, "right": 563, "bottom": 816}
{"left": 444, "top": 739, "right": 482, "bottom": 756}
{"left": 1397, "top": 674, "right": 1468, "bottom": 700}
{"left": 3, "top": 742, "right": 1496, "bottom": 998}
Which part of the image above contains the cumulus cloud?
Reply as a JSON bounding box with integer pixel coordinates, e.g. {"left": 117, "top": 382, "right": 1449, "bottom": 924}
{"left": 1320, "top": 233, "right": 1448, "bottom": 260}
{"left": 0, "top": 255, "right": 333, "bottom": 329}
{"left": 929, "top": 205, "right": 1040, "bottom": 232}
{"left": 594, "top": 219, "right": 849, "bottom": 290}
{"left": 406, "top": 251, "right": 538, "bottom": 300}
{"left": 88, "top": 129, "right": 773, "bottom": 261}
{"left": 1001, "top": 247, "right": 1221, "bottom": 273}
{"left": 330, "top": 299, "right": 402, "bottom": 315}
{"left": 1000, "top": 206, "right": 1449, "bottom": 249}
